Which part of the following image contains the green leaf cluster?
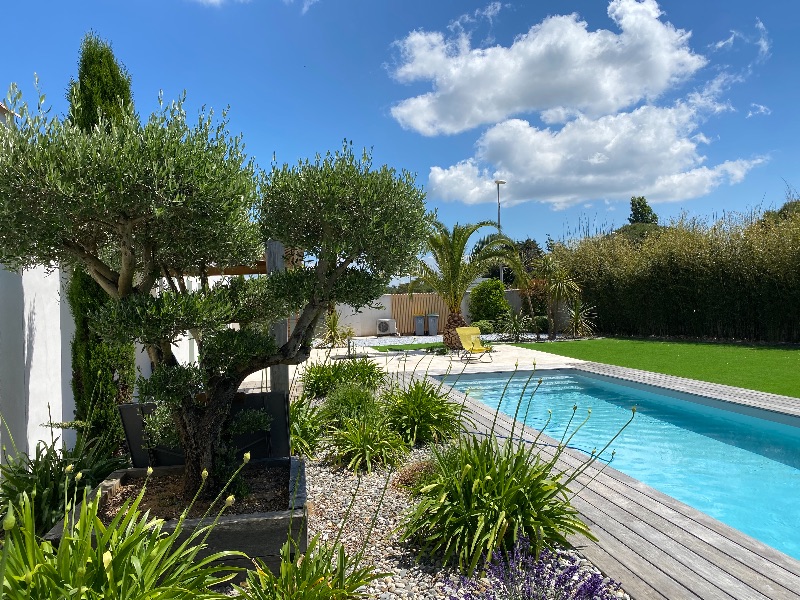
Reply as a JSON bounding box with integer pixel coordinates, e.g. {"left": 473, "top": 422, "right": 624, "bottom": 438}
{"left": 300, "top": 358, "right": 386, "bottom": 399}
{"left": 0, "top": 433, "right": 126, "bottom": 536}
{"left": 0, "top": 485, "right": 242, "bottom": 598}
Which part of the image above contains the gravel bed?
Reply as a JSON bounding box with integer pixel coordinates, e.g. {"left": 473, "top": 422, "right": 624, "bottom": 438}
{"left": 306, "top": 448, "right": 630, "bottom": 599}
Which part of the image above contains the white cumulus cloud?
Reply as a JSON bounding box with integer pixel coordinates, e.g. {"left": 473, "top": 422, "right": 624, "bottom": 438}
{"left": 428, "top": 99, "right": 766, "bottom": 209}
{"left": 390, "top": 1, "right": 769, "bottom": 210}
{"left": 390, "top": 0, "right": 706, "bottom": 136}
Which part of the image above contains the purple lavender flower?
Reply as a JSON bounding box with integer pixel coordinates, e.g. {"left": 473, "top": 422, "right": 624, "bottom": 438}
{"left": 450, "top": 538, "right": 623, "bottom": 600}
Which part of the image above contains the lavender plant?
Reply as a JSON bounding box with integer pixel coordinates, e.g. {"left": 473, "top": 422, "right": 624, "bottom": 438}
{"left": 451, "top": 537, "right": 624, "bottom": 600}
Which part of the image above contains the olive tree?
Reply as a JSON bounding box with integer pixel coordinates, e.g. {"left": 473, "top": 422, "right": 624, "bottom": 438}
{"left": 0, "top": 85, "right": 429, "bottom": 495}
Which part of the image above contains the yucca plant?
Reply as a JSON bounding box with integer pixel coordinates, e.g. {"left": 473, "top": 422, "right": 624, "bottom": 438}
{"left": 566, "top": 298, "right": 596, "bottom": 339}
{"left": 289, "top": 396, "right": 324, "bottom": 457}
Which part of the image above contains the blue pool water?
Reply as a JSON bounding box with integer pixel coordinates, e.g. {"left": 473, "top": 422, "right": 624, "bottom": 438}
{"left": 440, "top": 370, "right": 800, "bottom": 560}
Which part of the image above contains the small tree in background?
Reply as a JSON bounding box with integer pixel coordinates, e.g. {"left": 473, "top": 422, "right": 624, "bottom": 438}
{"left": 467, "top": 278, "right": 510, "bottom": 323}
{"left": 66, "top": 32, "right": 136, "bottom": 451}
{"left": 628, "top": 196, "right": 658, "bottom": 225}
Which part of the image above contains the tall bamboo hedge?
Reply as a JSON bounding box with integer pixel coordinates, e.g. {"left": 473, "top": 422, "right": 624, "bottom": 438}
{"left": 557, "top": 211, "right": 800, "bottom": 342}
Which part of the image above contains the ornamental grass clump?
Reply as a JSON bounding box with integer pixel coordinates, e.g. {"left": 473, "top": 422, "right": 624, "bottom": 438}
{"left": 400, "top": 370, "right": 635, "bottom": 575}
{"left": 384, "top": 379, "right": 468, "bottom": 446}
{"left": 452, "top": 536, "right": 624, "bottom": 600}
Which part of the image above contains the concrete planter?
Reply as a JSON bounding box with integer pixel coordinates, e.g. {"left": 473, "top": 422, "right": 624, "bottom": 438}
{"left": 118, "top": 391, "right": 290, "bottom": 468}
{"left": 45, "top": 457, "right": 307, "bottom": 575}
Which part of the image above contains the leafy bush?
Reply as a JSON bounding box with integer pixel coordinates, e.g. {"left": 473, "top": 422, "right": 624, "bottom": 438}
{"left": 290, "top": 396, "right": 324, "bottom": 457}
{"left": 320, "top": 383, "right": 380, "bottom": 429}
{"left": 327, "top": 414, "right": 408, "bottom": 473}
{"left": 0, "top": 480, "right": 241, "bottom": 598}
{"left": 468, "top": 279, "right": 511, "bottom": 323}
{"left": 454, "top": 537, "right": 624, "bottom": 599}
{"left": 301, "top": 358, "right": 386, "bottom": 399}
{"left": 399, "top": 434, "right": 595, "bottom": 574}
{"left": 385, "top": 379, "right": 467, "bottom": 445}
{"left": 471, "top": 320, "right": 495, "bottom": 335}
{"left": 399, "top": 371, "right": 636, "bottom": 574}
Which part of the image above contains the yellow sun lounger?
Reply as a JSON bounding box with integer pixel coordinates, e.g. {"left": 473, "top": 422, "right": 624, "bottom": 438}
{"left": 456, "top": 327, "right": 493, "bottom": 362}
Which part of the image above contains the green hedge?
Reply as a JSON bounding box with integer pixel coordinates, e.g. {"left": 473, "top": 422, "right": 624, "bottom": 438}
{"left": 467, "top": 279, "right": 510, "bottom": 323}
{"left": 557, "top": 211, "right": 800, "bottom": 342}
{"left": 67, "top": 269, "right": 135, "bottom": 451}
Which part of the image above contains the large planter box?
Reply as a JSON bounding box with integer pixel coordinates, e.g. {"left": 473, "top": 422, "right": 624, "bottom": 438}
{"left": 119, "top": 391, "right": 290, "bottom": 468}
{"left": 45, "top": 457, "right": 307, "bottom": 575}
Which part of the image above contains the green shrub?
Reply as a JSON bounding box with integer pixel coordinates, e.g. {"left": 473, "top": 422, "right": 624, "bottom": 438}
{"left": 470, "top": 320, "right": 495, "bottom": 335}
{"left": 385, "top": 379, "right": 467, "bottom": 445}
{"left": 468, "top": 279, "right": 511, "bottom": 323}
{"left": 399, "top": 435, "right": 594, "bottom": 575}
{"left": 66, "top": 268, "right": 135, "bottom": 455}
{"left": 317, "top": 308, "right": 355, "bottom": 349}
{"left": 290, "top": 397, "right": 324, "bottom": 458}
{"left": 300, "top": 358, "right": 386, "bottom": 399}
{"left": 327, "top": 414, "right": 408, "bottom": 473}
{"left": 558, "top": 206, "right": 800, "bottom": 342}
{"left": 399, "top": 370, "right": 636, "bottom": 575}
{"left": 320, "top": 383, "right": 380, "bottom": 429}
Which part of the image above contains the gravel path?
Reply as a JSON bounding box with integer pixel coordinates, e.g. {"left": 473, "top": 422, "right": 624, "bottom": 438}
{"left": 306, "top": 448, "right": 629, "bottom": 599}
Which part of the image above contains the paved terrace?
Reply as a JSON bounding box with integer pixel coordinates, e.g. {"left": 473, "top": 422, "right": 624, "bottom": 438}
{"left": 334, "top": 341, "right": 800, "bottom": 600}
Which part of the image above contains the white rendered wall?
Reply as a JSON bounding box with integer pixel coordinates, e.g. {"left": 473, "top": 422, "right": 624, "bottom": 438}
{"left": 0, "top": 266, "right": 75, "bottom": 456}
{"left": 21, "top": 266, "right": 75, "bottom": 451}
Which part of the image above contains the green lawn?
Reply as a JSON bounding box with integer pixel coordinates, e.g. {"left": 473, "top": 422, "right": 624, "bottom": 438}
{"left": 515, "top": 338, "right": 800, "bottom": 398}
{"left": 371, "top": 342, "right": 445, "bottom": 353}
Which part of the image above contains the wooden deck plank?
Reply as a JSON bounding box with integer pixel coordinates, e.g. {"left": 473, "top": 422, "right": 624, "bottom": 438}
{"left": 420, "top": 374, "right": 800, "bottom": 600}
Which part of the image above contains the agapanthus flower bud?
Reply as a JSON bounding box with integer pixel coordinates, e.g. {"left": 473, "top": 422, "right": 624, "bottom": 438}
{"left": 147, "top": 466, "right": 153, "bottom": 476}
{"left": 65, "top": 464, "right": 74, "bottom": 474}
{"left": 243, "top": 451, "right": 251, "bottom": 464}
{"left": 201, "top": 469, "right": 208, "bottom": 481}
{"left": 3, "top": 503, "right": 16, "bottom": 531}
{"left": 225, "top": 495, "right": 235, "bottom": 507}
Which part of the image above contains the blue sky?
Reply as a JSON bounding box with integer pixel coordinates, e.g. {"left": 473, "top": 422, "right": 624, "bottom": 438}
{"left": 5, "top": 0, "right": 795, "bottom": 247}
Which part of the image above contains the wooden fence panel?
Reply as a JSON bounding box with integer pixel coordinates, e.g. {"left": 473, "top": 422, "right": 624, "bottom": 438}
{"left": 390, "top": 293, "right": 450, "bottom": 335}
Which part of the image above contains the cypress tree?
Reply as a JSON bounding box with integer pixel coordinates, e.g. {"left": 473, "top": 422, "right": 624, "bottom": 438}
{"left": 66, "top": 32, "right": 136, "bottom": 451}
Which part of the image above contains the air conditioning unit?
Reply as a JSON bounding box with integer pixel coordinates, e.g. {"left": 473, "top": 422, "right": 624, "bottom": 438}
{"left": 377, "top": 318, "right": 397, "bottom": 336}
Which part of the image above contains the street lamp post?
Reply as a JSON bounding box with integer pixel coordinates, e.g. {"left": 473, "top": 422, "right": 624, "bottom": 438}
{"left": 494, "top": 179, "right": 506, "bottom": 285}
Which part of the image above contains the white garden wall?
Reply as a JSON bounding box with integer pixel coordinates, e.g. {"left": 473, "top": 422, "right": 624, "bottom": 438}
{"left": 0, "top": 266, "right": 75, "bottom": 456}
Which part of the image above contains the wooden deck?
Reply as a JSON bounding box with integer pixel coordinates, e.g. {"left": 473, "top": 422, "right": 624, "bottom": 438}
{"left": 419, "top": 370, "right": 800, "bottom": 600}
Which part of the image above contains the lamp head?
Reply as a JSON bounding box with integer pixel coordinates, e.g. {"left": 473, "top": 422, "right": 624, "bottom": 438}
{"left": 494, "top": 179, "right": 506, "bottom": 185}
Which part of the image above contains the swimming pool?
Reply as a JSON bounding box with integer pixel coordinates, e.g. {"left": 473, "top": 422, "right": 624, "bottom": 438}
{"left": 439, "top": 370, "right": 800, "bottom": 561}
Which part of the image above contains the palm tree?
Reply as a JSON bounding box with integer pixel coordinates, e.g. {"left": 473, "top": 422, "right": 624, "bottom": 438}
{"left": 418, "top": 220, "right": 517, "bottom": 349}
{"left": 536, "top": 255, "right": 580, "bottom": 340}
